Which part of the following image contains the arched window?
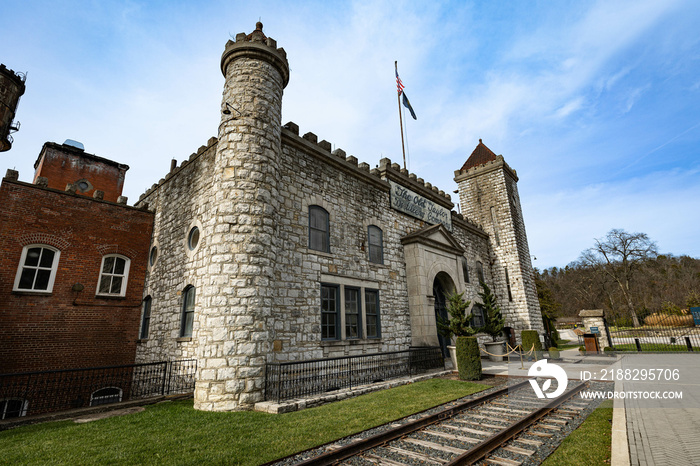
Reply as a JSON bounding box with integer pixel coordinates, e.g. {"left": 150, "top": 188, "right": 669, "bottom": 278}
{"left": 181, "top": 286, "right": 196, "bottom": 338}
{"left": 471, "top": 304, "right": 485, "bottom": 329}
{"left": 367, "top": 226, "right": 383, "bottom": 264}
{"left": 14, "top": 245, "right": 61, "bottom": 293}
{"left": 309, "top": 206, "right": 330, "bottom": 252}
{"left": 462, "top": 257, "right": 470, "bottom": 283}
{"left": 0, "top": 398, "right": 28, "bottom": 419}
{"left": 97, "top": 255, "right": 131, "bottom": 296}
{"left": 90, "top": 387, "right": 122, "bottom": 406}
{"left": 140, "top": 296, "right": 152, "bottom": 339}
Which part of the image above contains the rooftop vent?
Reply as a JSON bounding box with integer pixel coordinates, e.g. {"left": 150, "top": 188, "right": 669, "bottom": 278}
{"left": 63, "top": 139, "right": 85, "bottom": 151}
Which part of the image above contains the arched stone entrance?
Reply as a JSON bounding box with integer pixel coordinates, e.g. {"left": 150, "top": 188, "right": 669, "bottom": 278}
{"left": 433, "top": 272, "right": 456, "bottom": 357}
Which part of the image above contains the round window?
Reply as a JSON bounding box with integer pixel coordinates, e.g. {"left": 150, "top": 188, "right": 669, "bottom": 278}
{"left": 149, "top": 246, "right": 158, "bottom": 266}
{"left": 188, "top": 227, "right": 200, "bottom": 251}
{"left": 77, "top": 181, "right": 90, "bottom": 191}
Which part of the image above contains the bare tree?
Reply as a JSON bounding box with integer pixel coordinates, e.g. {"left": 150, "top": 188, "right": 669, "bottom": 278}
{"left": 578, "top": 229, "right": 658, "bottom": 327}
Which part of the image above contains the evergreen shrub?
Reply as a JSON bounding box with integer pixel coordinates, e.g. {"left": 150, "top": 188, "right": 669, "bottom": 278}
{"left": 456, "top": 336, "right": 481, "bottom": 381}
{"left": 521, "top": 330, "right": 543, "bottom": 360}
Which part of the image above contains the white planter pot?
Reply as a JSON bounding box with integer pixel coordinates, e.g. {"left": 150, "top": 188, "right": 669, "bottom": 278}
{"left": 484, "top": 341, "right": 505, "bottom": 362}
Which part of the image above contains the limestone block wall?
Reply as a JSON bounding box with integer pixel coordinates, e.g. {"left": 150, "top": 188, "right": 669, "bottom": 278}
{"left": 135, "top": 139, "right": 219, "bottom": 364}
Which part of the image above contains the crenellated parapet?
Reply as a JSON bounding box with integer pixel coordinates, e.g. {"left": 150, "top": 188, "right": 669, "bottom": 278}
{"left": 221, "top": 22, "right": 289, "bottom": 87}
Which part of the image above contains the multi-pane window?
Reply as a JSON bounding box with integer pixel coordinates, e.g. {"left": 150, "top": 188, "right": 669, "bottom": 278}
{"left": 321, "top": 284, "right": 339, "bottom": 340}
{"left": 345, "top": 287, "right": 361, "bottom": 339}
{"left": 309, "top": 206, "right": 330, "bottom": 253}
{"left": 90, "top": 387, "right": 122, "bottom": 406}
{"left": 462, "top": 257, "right": 470, "bottom": 283}
{"left": 180, "top": 286, "right": 195, "bottom": 337}
{"left": 140, "top": 296, "right": 152, "bottom": 339}
{"left": 0, "top": 399, "right": 27, "bottom": 419}
{"left": 14, "top": 245, "right": 60, "bottom": 292}
{"left": 365, "top": 289, "right": 380, "bottom": 338}
{"left": 368, "top": 226, "right": 383, "bottom": 264}
{"left": 97, "top": 255, "right": 130, "bottom": 296}
{"left": 471, "top": 304, "right": 485, "bottom": 328}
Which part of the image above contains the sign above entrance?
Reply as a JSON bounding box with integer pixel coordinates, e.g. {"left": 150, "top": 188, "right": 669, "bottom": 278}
{"left": 389, "top": 180, "right": 452, "bottom": 231}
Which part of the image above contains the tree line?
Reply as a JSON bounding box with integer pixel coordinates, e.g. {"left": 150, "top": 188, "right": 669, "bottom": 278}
{"left": 535, "top": 229, "right": 700, "bottom": 327}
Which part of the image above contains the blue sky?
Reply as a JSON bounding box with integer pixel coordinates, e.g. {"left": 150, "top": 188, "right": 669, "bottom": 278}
{"left": 3, "top": 0, "right": 699, "bottom": 268}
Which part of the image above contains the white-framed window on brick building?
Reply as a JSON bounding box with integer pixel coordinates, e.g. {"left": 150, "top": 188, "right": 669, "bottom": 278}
{"left": 96, "top": 255, "right": 130, "bottom": 296}
{"left": 140, "top": 296, "right": 152, "bottom": 339}
{"left": 321, "top": 283, "right": 340, "bottom": 340}
{"left": 13, "top": 245, "right": 61, "bottom": 293}
{"left": 309, "top": 205, "right": 330, "bottom": 253}
{"left": 345, "top": 287, "right": 361, "bottom": 339}
{"left": 365, "top": 289, "right": 381, "bottom": 338}
{"left": 180, "top": 286, "right": 195, "bottom": 338}
{"left": 0, "top": 398, "right": 28, "bottom": 419}
{"left": 90, "top": 387, "right": 122, "bottom": 406}
{"left": 367, "top": 225, "right": 383, "bottom": 264}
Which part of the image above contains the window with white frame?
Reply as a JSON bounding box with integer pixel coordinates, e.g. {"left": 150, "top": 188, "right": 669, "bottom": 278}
{"left": 97, "top": 255, "right": 130, "bottom": 296}
{"left": 367, "top": 225, "right": 383, "bottom": 264}
{"left": 14, "top": 245, "right": 60, "bottom": 293}
{"left": 90, "top": 387, "right": 122, "bottom": 406}
{"left": 180, "top": 286, "right": 195, "bottom": 338}
{"left": 0, "top": 398, "right": 28, "bottom": 419}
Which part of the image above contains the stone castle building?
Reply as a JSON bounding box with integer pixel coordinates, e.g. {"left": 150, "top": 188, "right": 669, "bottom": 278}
{"left": 134, "top": 22, "right": 543, "bottom": 411}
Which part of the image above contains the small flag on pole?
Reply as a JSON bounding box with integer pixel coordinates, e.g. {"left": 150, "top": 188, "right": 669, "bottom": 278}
{"left": 394, "top": 63, "right": 416, "bottom": 120}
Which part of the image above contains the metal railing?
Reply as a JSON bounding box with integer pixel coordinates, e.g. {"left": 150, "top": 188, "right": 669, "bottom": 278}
{"left": 607, "top": 311, "right": 700, "bottom": 352}
{"left": 265, "top": 347, "right": 444, "bottom": 403}
{"left": 0, "top": 359, "right": 196, "bottom": 417}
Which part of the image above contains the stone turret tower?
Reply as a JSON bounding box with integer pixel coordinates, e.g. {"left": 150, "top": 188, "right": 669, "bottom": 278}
{"left": 194, "top": 22, "right": 289, "bottom": 411}
{"left": 454, "top": 140, "right": 543, "bottom": 338}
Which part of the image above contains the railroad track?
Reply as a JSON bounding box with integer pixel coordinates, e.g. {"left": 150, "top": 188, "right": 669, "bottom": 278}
{"left": 281, "top": 379, "right": 590, "bottom": 466}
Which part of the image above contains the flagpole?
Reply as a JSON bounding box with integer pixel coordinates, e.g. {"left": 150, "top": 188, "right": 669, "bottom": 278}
{"left": 395, "top": 61, "right": 407, "bottom": 170}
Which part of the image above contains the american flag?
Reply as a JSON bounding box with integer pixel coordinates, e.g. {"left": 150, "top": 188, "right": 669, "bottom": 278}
{"left": 395, "top": 65, "right": 405, "bottom": 95}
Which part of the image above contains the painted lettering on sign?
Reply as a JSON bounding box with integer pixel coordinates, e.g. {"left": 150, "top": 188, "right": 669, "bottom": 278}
{"left": 389, "top": 180, "right": 452, "bottom": 230}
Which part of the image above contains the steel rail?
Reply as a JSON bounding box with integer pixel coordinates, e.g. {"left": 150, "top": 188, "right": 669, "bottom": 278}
{"left": 285, "top": 380, "right": 531, "bottom": 466}
{"left": 445, "top": 380, "right": 589, "bottom": 465}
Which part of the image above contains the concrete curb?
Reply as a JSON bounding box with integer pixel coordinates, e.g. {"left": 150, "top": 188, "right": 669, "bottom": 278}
{"left": 611, "top": 379, "right": 631, "bottom": 466}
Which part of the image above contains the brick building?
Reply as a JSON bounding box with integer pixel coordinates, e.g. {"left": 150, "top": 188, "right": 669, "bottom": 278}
{"left": 0, "top": 142, "right": 153, "bottom": 417}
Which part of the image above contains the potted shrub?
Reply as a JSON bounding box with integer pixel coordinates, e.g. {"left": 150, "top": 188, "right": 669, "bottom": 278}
{"left": 438, "top": 292, "right": 481, "bottom": 379}
{"left": 521, "top": 330, "right": 543, "bottom": 361}
{"left": 479, "top": 282, "right": 506, "bottom": 361}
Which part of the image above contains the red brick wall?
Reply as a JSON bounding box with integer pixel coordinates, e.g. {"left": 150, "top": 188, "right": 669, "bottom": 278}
{"left": 0, "top": 179, "right": 153, "bottom": 373}
{"left": 32, "top": 143, "right": 127, "bottom": 203}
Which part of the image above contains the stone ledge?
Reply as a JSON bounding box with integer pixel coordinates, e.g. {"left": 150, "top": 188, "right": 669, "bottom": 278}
{"left": 253, "top": 369, "right": 450, "bottom": 414}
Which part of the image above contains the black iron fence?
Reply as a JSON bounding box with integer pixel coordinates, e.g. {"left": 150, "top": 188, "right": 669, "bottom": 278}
{"left": 265, "top": 347, "right": 444, "bottom": 403}
{"left": 0, "top": 359, "right": 196, "bottom": 417}
{"left": 607, "top": 309, "right": 700, "bottom": 352}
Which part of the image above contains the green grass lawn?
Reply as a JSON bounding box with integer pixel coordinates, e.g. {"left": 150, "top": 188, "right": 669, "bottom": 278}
{"left": 0, "top": 378, "right": 488, "bottom": 465}
{"left": 554, "top": 339, "right": 580, "bottom": 350}
{"left": 542, "top": 400, "right": 613, "bottom": 465}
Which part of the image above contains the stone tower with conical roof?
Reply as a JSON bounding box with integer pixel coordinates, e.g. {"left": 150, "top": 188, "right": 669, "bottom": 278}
{"left": 194, "top": 22, "right": 289, "bottom": 411}
{"left": 454, "top": 140, "right": 543, "bottom": 339}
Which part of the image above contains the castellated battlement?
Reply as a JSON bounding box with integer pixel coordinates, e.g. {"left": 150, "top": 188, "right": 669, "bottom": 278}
{"left": 221, "top": 22, "right": 289, "bottom": 87}
{"left": 453, "top": 154, "right": 518, "bottom": 182}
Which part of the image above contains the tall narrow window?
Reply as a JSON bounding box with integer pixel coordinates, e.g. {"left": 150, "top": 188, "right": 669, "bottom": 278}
{"left": 309, "top": 206, "right": 330, "bottom": 252}
{"left": 345, "top": 287, "right": 361, "bottom": 339}
{"left": 181, "top": 286, "right": 195, "bottom": 338}
{"left": 140, "top": 296, "right": 152, "bottom": 339}
{"left": 490, "top": 206, "right": 501, "bottom": 246}
{"left": 476, "top": 261, "right": 484, "bottom": 284}
{"left": 321, "top": 284, "right": 339, "bottom": 340}
{"left": 14, "top": 245, "right": 60, "bottom": 293}
{"left": 504, "top": 267, "right": 513, "bottom": 302}
{"left": 97, "top": 255, "right": 130, "bottom": 296}
{"left": 367, "top": 226, "right": 383, "bottom": 264}
{"left": 365, "top": 289, "right": 381, "bottom": 338}
{"left": 462, "top": 257, "right": 470, "bottom": 283}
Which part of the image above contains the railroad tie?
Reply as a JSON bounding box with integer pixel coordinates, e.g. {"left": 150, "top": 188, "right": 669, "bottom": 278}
{"left": 487, "top": 455, "right": 522, "bottom": 465}
{"left": 402, "top": 437, "right": 466, "bottom": 455}
{"left": 502, "top": 444, "right": 536, "bottom": 456}
{"left": 362, "top": 452, "right": 417, "bottom": 465}
{"left": 383, "top": 446, "right": 445, "bottom": 464}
